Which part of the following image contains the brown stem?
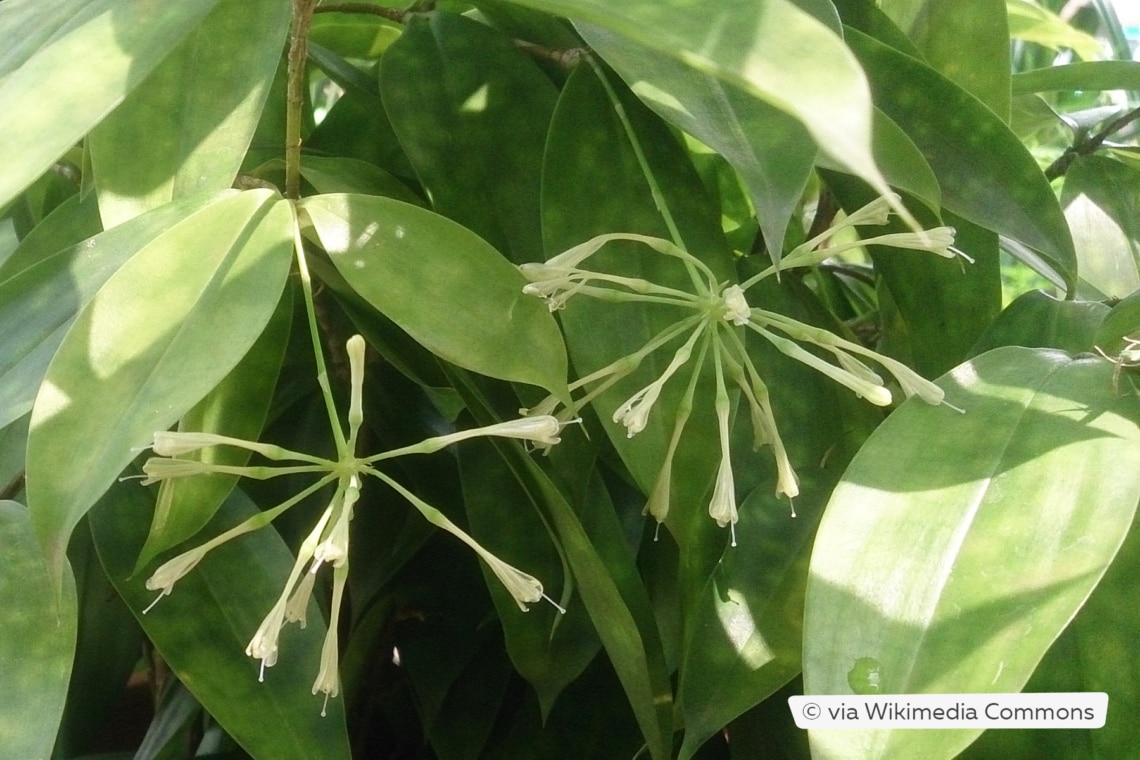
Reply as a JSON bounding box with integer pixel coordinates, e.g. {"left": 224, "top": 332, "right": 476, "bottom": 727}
{"left": 286, "top": 0, "right": 318, "bottom": 200}
{"left": 313, "top": 3, "right": 409, "bottom": 23}
{"left": 1044, "top": 104, "right": 1140, "bottom": 181}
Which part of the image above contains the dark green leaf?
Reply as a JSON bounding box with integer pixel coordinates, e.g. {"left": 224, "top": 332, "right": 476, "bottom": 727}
{"left": 1060, "top": 155, "right": 1140, "bottom": 299}
{"left": 90, "top": 484, "right": 352, "bottom": 760}
{"left": 970, "top": 289, "right": 1109, "bottom": 356}
{"left": 845, "top": 27, "right": 1077, "bottom": 292}
{"left": 379, "top": 12, "right": 558, "bottom": 264}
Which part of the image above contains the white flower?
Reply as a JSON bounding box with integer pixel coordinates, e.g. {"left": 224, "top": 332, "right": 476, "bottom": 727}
{"left": 151, "top": 431, "right": 232, "bottom": 457}
{"left": 721, "top": 284, "right": 751, "bottom": 326}
{"left": 613, "top": 325, "right": 704, "bottom": 437}
{"left": 285, "top": 571, "right": 316, "bottom": 628}
{"left": 142, "top": 546, "right": 210, "bottom": 612}
{"left": 246, "top": 598, "right": 289, "bottom": 681}
{"left": 313, "top": 477, "right": 360, "bottom": 569}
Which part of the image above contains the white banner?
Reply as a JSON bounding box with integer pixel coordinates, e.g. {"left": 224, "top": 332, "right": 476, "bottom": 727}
{"left": 788, "top": 693, "right": 1108, "bottom": 729}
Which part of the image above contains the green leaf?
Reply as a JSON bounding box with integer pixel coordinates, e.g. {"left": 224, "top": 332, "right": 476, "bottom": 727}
{"left": 26, "top": 190, "right": 294, "bottom": 583}
{"left": 0, "top": 501, "right": 77, "bottom": 760}
{"left": 300, "top": 193, "right": 569, "bottom": 400}
{"left": 803, "top": 346, "right": 1140, "bottom": 760}
{"left": 1094, "top": 289, "right": 1140, "bottom": 355}
{"left": 459, "top": 438, "right": 601, "bottom": 717}
{"left": 909, "top": 0, "right": 1011, "bottom": 121}
{"left": 675, "top": 273, "right": 885, "bottom": 759}
{"left": 845, "top": 27, "right": 1077, "bottom": 292}
{"left": 1013, "top": 60, "right": 1140, "bottom": 95}
{"left": 134, "top": 285, "right": 293, "bottom": 572}
{"left": 542, "top": 64, "right": 729, "bottom": 505}
{"left": 0, "top": 190, "right": 101, "bottom": 280}
{"left": 89, "top": 0, "right": 291, "bottom": 227}
{"left": 960, "top": 510, "right": 1140, "bottom": 760}
{"left": 509, "top": 0, "right": 900, "bottom": 203}
{"left": 378, "top": 11, "right": 558, "bottom": 264}
{"left": 1060, "top": 155, "right": 1140, "bottom": 300}
{"left": 970, "top": 289, "right": 1109, "bottom": 356}
{"left": 1006, "top": 0, "right": 1103, "bottom": 61}
{"left": 0, "top": 191, "right": 228, "bottom": 431}
{"left": 577, "top": 24, "right": 817, "bottom": 262}
{"left": 89, "top": 484, "right": 352, "bottom": 760}
{"left": 0, "top": 0, "right": 223, "bottom": 209}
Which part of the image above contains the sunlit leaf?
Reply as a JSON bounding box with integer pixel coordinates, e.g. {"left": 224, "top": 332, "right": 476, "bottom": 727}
{"left": 804, "top": 346, "right": 1140, "bottom": 760}
{"left": 27, "top": 190, "right": 293, "bottom": 583}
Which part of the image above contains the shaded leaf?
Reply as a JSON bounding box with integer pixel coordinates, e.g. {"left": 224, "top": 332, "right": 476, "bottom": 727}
{"left": 90, "top": 483, "right": 351, "bottom": 760}
{"left": 970, "top": 289, "right": 1109, "bottom": 356}
{"left": 1013, "top": 60, "right": 1140, "bottom": 95}
{"left": 1060, "top": 155, "right": 1140, "bottom": 300}
{"left": 379, "top": 11, "right": 558, "bottom": 264}
{"left": 803, "top": 347, "right": 1140, "bottom": 760}
{"left": 27, "top": 190, "right": 294, "bottom": 583}
{"left": 845, "top": 27, "right": 1077, "bottom": 292}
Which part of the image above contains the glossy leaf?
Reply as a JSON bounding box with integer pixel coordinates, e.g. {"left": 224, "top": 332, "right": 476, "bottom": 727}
{"left": 459, "top": 438, "right": 601, "bottom": 717}
{"left": 0, "top": 501, "right": 77, "bottom": 760}
{"left": 578, "top": 24, "right": 815, "bottom": 261}
{"left": 90, "top": 483, "right": 352, "bottom": 760}
{"left": 510, "top": 0, "right": 898, "bottom": 201}
{"left": 0, "top": 191, "right": 228, "bottom": 431}
{"left": 26, "top": 190, "right": 294, "bottom": 583}
{"left": 1013, "top": 60, "right": 1140, "bottom": 95}
{"left": 134, "top": 286, "right": 292, "bottom": 571}
{"left": 1060, "top": 155, "right": 1140, "bottom": 300}
{"left": 970, "top": 289, "right": 1109, "bottom": 356}
{"left": 0, "top": 0, "right": 223, "bottom": 209}
{"left": 1094, "top": 289, "right": 1140, "bottom": 355}
{"left": 846, "top": 27, "right": 1077, "bottom": 292}
{"left": 0, "top": 190, "right": 101, "bottom": 280}
{"left": 908, "top": 0, "right": 1011, "bottom": 121}
{"left": 379, "top": 11, "right": 558, "bottom": 264}
{"left": 803, "top": 347, "right": 1140, "bottom": 760}
{"left": 675, "top": 275, "right": 884, "bottom": 759}
{"left": 542, "top": 64, "right": 729, "bottom": 506}
{"left": 89, "top": 0, "right": 290, "bottom": 227}
{"left": 301, "top": 193, "right": 569, "bottom": 399}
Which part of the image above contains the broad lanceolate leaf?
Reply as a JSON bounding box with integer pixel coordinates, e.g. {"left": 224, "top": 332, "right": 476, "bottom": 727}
{"left": 577, "top": 24, "right": 816, "bottom": 263}
{"left": 844, "top": 27, "right": 1078, "bottom": 292}
{"left": 379, "top": 11, "right": 558, "bottom": 264}
{"left": 1012, "top": 60, "right": 1140, "bottom": 95}
{"left": 300, "top": 193, "right": 569, "bottom": 400}
{"left": 0, "top": 501, "right": 77, "bottom": 760}
{"left": 1060, "top": 155, "right": 1140, "bottom": 300}
{"left": 0, "top": 191, "right": 229, "bottom": 431}
{"left": 89, "top": 0, "right": 291, "bottom": 227}
{"left": 803, "top": 347, "right": 1140, "bottom": 760}
{"left": 134, "top": 286, "right": 293, "bottom": 572}
{"left": 0, "top": 0, "right": 223, "bottom": 209}
{"left": 907, "top": 0, "right": 1011, "bottom": 121}
{"left": 27, "top": 190, "right": 294, "bottom": 583}
{"left": 511, "top": 0, "right": 899, "bottom": 204}
{"left": 970, "top": 289, "right": 1109, "bottom": 357}
{"left": 90, "top": 484, "right": 351, "bottom": 760}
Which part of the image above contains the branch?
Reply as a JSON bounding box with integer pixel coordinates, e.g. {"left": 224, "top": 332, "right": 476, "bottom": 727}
{"left": 286, "top": 0, "right": 318, "bottom": 200}
{"left": 313, "top": 3, "right": 410, "bottom": 23}
{"left": 1044, "top": 104, "right": 1140, "bottom": 181}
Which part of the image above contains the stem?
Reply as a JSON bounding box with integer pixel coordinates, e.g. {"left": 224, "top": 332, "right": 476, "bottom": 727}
{"left": 291, "top": 208, "right": 349, "bottom": 455}
{"left": 313, "top": 3, "right": 409, "bottom": 22}
{"left": 285, "top": 0, "right": 317, "bottom": 200}
{"left": 1044, "top": 104, "right": 1140, "bottom": 181}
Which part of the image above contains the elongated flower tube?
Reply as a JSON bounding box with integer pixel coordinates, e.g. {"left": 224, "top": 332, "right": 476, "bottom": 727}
{"left": 518, "top": 193, "right": 965, "bottom": 542}
{"left": 135, "top": 331, "right": 563, "bottom": 712}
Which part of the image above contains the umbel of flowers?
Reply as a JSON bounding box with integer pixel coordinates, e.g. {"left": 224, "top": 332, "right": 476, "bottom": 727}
{"left": 519, "top": 194, "right": 969, "bottom": 546}
{"left": 136, "top": 334, "right": 567, "bottom": 715}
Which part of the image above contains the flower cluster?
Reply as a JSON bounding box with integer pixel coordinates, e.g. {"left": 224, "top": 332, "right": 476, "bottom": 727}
{"left": 137, "top": 335, "right": 566, "bottom": 715}
{"left": 519, "top": 195, "right": 968, "bottom": 545}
